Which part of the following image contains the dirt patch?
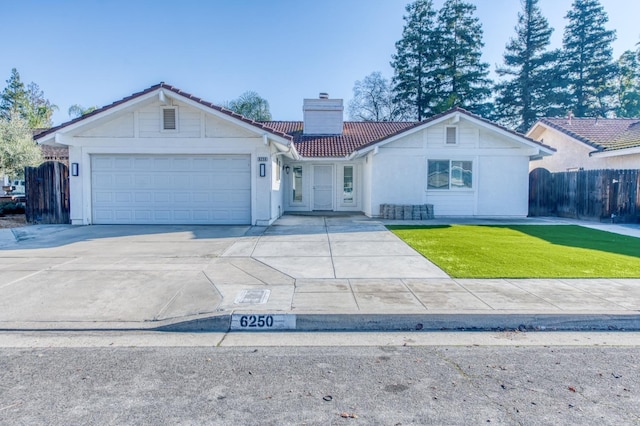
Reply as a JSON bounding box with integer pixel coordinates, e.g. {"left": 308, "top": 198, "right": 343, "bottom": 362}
{"left": 0, "top": 214, "right": 27, "bottom": 229}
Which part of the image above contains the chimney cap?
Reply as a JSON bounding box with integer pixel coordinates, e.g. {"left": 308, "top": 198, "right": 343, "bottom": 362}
{"left": 319, "top": 92, "right": 329, "bottom": 99}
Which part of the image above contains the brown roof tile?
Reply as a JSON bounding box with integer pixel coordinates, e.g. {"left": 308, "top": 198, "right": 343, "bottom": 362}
{"left": 540, "top": 117, "right": 640, "bottom": 152}
{"left": 265, "top": 107, "right": 552, "bottom": 157}
{"left": 262, "top": 121, "right": 417, "bottom": 157}
{"left": 32, "top": 84, "right": 551, "bottom": 158}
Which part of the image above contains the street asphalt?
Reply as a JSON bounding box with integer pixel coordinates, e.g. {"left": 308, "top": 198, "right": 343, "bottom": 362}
{"left": 0, "top": 214, "right": 639, "bottom": 332}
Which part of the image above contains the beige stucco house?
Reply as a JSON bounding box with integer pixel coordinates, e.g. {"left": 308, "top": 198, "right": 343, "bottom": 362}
{"left": 527, "top": 117, "right": 640, "bottom": 172}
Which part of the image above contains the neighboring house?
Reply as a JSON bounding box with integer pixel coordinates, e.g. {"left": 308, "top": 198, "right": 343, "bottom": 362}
{"left": 34, "top": 83, "right": 553, "bottom": 225}
{"left": 527, "top": 117, "right": 640, "bottom": 172}
{"left": 41, "top": 145, "right": 69, "bottom": 165}
{"left": 33, "top": 129, "right": 70, "bottom": 165}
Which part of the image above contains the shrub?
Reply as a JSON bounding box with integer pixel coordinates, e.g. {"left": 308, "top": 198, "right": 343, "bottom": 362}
{"left": 0, "top": 202, "right": 25, "bottom": 215}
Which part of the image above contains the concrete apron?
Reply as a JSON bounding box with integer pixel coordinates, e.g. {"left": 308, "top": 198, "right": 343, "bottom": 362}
{"left": 1, "top": 216, "right": 640, "bottom": 332}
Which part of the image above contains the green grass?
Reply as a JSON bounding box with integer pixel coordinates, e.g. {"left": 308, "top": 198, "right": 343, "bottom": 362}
{"left": 388, "top": 225, "right": 640, "bottom": 278}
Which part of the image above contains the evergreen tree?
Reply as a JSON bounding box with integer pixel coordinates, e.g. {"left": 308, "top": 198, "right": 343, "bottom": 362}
{"left": 494, "top": 0, "right": 562, "bottom": 132}
{"left": 0, "top": 68, "right": 57, "bottom": 128}
{"left": 391, "top": 0, "right": 440, "bottom": 120}
{"left": 0, "top": 68, "right": 28, "bottom": 121}
{"left": 614, "top": 49, "right": 640, "bottom": 118}
{"left": 25, "top": 82, "right": 56, "bottom": 128}
{"left": 561, "top": 0, "right": 617, "bottom": 117}
{"left": 432, "top": 0, "right": 492, "bottom": 115}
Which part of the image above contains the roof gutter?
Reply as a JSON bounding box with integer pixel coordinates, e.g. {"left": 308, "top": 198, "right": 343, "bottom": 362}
{"left": 590, "top": 145, "right": 640, "bottom": 157}
{"left": 265, "top": 133, "right": 300, "bottom": 160}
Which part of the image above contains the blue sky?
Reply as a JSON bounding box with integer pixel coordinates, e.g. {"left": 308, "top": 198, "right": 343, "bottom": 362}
{"left": 2, "top": 0, "right": 638, "bottom": 125}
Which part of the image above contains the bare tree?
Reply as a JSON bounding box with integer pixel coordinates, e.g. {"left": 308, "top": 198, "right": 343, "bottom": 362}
{"left": 348, "top": 72, "right": 406, "bottom": 121}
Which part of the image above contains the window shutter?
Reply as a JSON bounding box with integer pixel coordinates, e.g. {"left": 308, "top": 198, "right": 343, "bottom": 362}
{"left": 446, "top": 127, "right": 457, "bottom": 144}
{"left": 163, "top": 108, "right": 176, "bottom": 130}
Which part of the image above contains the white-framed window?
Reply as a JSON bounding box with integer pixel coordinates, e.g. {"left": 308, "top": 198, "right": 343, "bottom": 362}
{"left": 292, "top": 166, "right": 303, "bottom": 203}
{"left": 162, "top": 107, "right": 178, "bottom": 131}
{"left": 427, "top": 159, "right": 472, "bottom": 189}
{"left": 445, "top": 126, "right": 458, "bottom": 145}
{"left": 343, "top": 165, "right": 354, "bottom": 204}
{"left": 275, "top": 158, "right": 281, "bottom": 182}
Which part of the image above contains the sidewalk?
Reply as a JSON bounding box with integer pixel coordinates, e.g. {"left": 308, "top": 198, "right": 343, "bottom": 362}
{"left": 1, "top": 215, "right": 639, "bottom": 332}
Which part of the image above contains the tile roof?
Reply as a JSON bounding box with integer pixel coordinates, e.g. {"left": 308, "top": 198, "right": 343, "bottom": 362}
{"left": 352, "top": 106, "right": 554, "bottom": 154}
{"left": 539, "top": 117, "right": 640, "bottom": 152}
{"left": 34, "top": 83, "right": 293, "bottom": 142}
{"left": 262, "top": 121, "right": 417, "bottom": 157}
{"left": 31, "top": 83, "right": 552, "bottom": 158}
{"left": 265, "top": 107, "right": 552, "bottom": 157}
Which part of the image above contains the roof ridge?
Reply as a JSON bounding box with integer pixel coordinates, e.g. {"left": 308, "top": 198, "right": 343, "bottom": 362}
{"left": 34, "top": 82, "right": 293, "bottom": 142}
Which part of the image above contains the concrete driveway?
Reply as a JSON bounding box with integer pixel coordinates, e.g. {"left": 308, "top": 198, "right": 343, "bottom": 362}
{"left": 0, "top": 215, "right": 447, "bottom": 329}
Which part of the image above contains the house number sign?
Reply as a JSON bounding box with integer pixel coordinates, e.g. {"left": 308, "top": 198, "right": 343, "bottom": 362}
{"left": 230, "top": 313, "right": 296, "bottom": 330}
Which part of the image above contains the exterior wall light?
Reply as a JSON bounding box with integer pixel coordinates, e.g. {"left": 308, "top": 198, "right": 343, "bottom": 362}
{"left": 71, "top": 163, "right": 79, "bottom": 176}
{"left": 284, "top": 165, "right": 290, "bottom": 174}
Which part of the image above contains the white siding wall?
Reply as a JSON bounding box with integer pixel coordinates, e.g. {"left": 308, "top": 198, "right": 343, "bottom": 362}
{"left": 477, "top": 155, "right": 529, "bottom": 216}
{"left": 366, "top": 120, "right": 535, "bottom": 217}
{"left": 66, "top": 100, "right": 283, "bottom": 225}
{"left": 362, "top": 153, "right": 373, "bottom": 216}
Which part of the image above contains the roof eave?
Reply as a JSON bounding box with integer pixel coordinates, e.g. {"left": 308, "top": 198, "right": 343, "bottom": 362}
{"left": 34, "top": 83, "right": 295, "bottom": 145}
{"left": 590, "top": 145, "right": 640, "bottom": 157}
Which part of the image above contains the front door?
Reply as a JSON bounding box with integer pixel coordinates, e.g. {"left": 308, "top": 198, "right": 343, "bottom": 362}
{"left": 313, "top": 165, "right": 333, "bottom": 210}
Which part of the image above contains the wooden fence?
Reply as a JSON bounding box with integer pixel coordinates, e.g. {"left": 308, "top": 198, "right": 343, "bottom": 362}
{"left": 25, "top": 161, "right": 70, "bottom": 224}
{"left": 529, "top": 168, "right": 640, "bottom": 222}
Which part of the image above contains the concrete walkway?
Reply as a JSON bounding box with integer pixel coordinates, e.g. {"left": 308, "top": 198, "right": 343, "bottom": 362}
{"left": 0, "top": 215, "right": 639, "bottom": 332}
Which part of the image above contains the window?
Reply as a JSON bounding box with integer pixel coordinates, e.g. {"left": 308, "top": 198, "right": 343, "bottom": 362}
{"left": 428, "top": 160, "right": 472, "bottom": 189}
{"left": 163, "top": 108, "right": 177, "bottom": 130}
{"left": 445, "top": 126, "right": 457, "bottom": 144}
{"left": 275, "top": 158, "right": 281, "bottom": 182}
{"left": 292, "top": 166, "right": 303, "bottom": 202}
{"left": 343, "top": 166, "right": 354, "bottom": 203}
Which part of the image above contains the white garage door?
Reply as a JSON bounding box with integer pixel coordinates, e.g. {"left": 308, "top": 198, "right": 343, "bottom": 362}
{"left": 91, "top": 155, "right": 251, "bottom": 224}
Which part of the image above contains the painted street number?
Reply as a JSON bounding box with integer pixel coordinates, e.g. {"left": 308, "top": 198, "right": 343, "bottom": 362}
{"left": 230, "top": 314, "right": 296, "bottom": 331}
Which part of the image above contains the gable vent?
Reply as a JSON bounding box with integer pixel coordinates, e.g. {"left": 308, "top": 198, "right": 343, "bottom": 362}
{"left": 163, "top": 108, "right": 176, "bottom": 130}
{"left": 446, "top": 126, "right": 457, "bottom": 144}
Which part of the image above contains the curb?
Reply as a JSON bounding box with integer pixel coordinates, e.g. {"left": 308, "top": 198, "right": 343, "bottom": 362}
{"left": 154, "top": 312, "right": 640, "bottom": 333}
{"left": 3, "top": 313, "right": 640, "bottom": 333}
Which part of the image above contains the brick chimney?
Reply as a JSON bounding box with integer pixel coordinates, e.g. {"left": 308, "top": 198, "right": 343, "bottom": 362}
{"left": 303, "top": 93, "right": 343, "bottom": 135}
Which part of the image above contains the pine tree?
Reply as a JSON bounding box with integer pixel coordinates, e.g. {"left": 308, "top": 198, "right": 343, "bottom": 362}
{"left": 0, "top": 68, "right": 28, "bottom": 121}
{"left": 391, "top": 0, "right": 440, "bottom": 121}
{"left": 561, "top": 0, "right": 617, "bottom": 117}
{"left": 25, "top": 82, "right": 56, "bottom": 128}
{"left": 432, "top": 0, "right": 492, "bottom": 115}
{"left": 494, "top": 0, "right": 562, "bottom": 132}
{"left": 0, "top": 68, "right": 57, "bottom": 128}
{"left": 614, "top": 49, "right": 640, "bottom": 118}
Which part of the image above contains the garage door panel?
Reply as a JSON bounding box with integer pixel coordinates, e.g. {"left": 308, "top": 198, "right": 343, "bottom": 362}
{"left": 115, "top": 193, "right": 131, "bottom": 203}
{"left": 92, "top": 155, "right": 251, "bottom": 224}
{"left": 93, "top": 174, "right": 113, "bottom": 188}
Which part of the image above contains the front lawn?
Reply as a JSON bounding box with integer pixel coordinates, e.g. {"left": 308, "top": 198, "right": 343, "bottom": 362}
{"left": 388, "top": 225, "right": 640, "bottom": 278}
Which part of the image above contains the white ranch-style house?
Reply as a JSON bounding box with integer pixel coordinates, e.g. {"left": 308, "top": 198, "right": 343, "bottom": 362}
{"left": 34, "top": 83, "right": 554, "bottom": 225}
